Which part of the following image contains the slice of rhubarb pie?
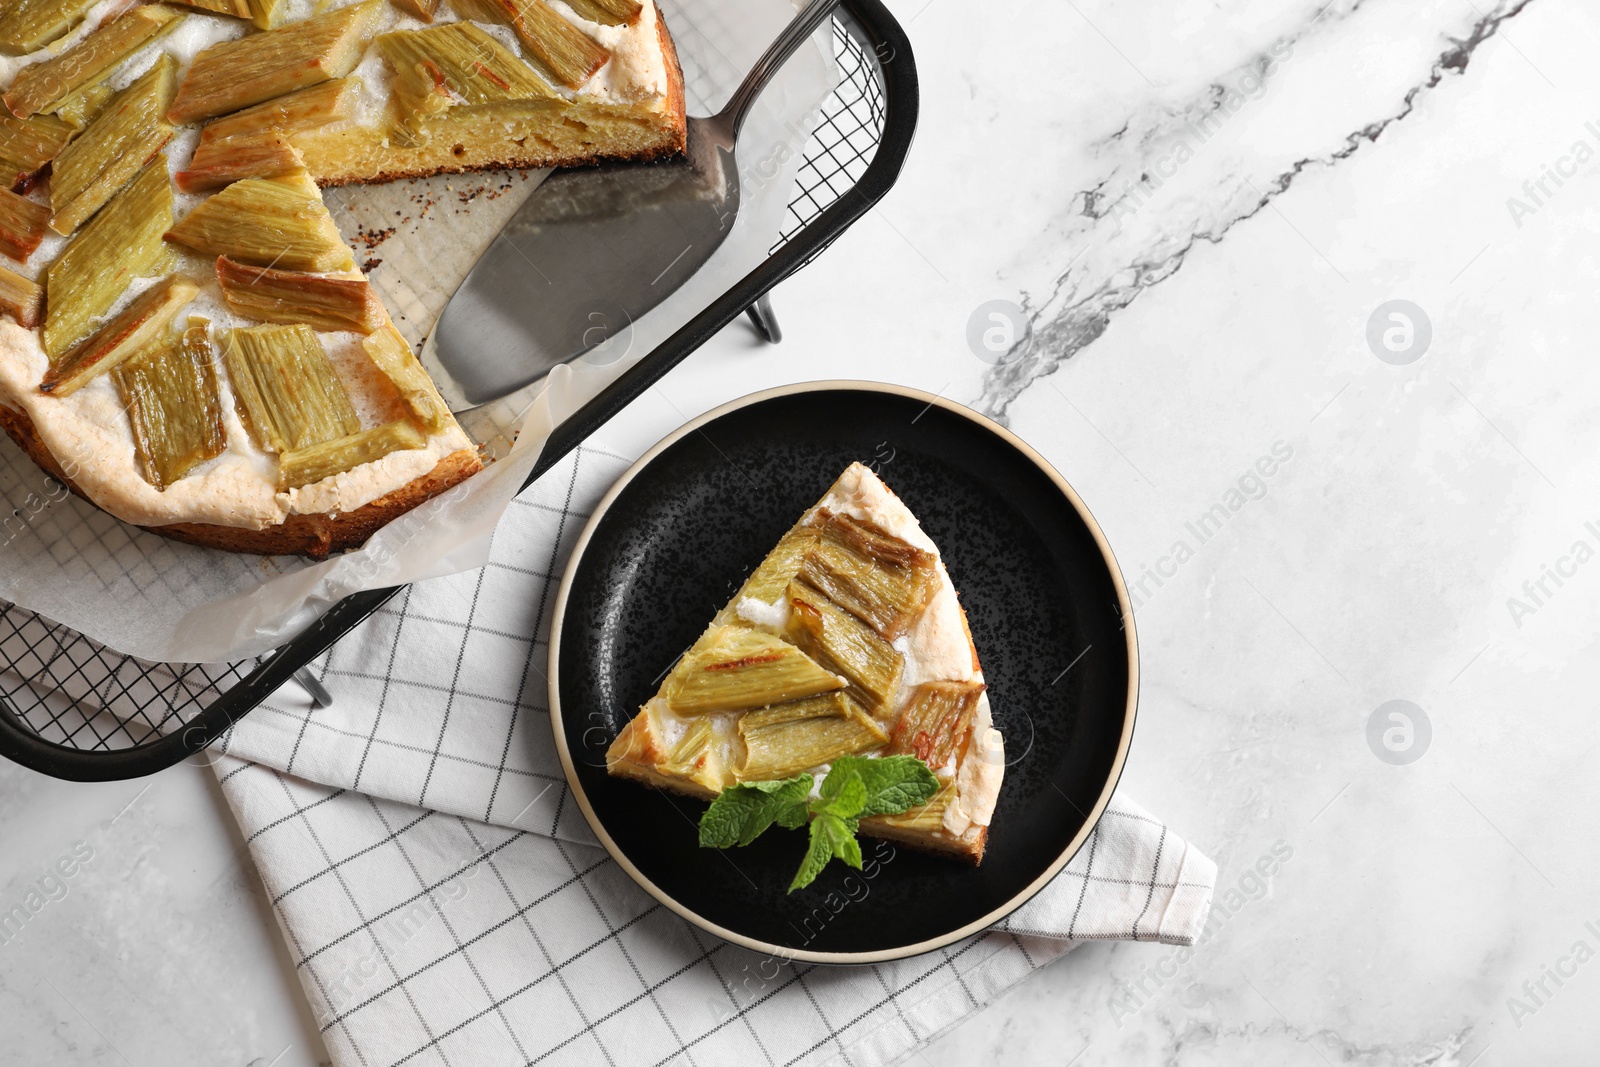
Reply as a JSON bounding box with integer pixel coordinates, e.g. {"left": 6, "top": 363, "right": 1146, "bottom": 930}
{"left": 608, "top": 462, "right": 1005, "bottom": 863}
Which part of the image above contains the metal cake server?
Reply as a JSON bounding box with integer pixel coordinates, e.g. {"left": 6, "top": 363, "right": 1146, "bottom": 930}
{"left": 421, "top": 0, "right": 840, "bottom": 412}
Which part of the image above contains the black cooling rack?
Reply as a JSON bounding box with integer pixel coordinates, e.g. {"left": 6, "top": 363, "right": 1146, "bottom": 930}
{"left": 0, "top": 0, "right": 917, "bottom": 781}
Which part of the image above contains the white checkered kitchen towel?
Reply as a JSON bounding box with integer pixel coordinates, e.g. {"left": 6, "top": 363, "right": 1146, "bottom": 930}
{"left": 210, "top": 444, "right": 1217, "bottom": 1067}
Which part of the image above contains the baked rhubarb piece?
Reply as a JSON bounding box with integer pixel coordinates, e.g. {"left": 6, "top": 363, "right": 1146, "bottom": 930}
{"left": 165, "top": 169, "right": 354, "bottom": 270}
{"left": 4, "top": 5, "right": 185, "bottom": 118}
{"left": 48, "top": 55, "right": 179, "bottom": 235}
{"left": 166, "top": 0, "right": 379, "bottom": 124}
{"left": 43, "top": 158, "right": 175, "bottom": 360}
{"left": 0, "top": 186, "right": 48, "bottom": 258}
{"left": 608, "top": 464, "right": 1006, "bottom": 865}
{"left": 114, "top": 318, "right": 226, "bottom": 489}
{"left": 0, "top": 264, "right": 41, "bottom": 326}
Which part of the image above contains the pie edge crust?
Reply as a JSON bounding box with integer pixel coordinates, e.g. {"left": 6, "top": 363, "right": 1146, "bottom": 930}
{"left": 0, "top": 398, "right": 483, "bottom": 559}
{"left": 309, "top": 5, "right": 688, "bottom": 187}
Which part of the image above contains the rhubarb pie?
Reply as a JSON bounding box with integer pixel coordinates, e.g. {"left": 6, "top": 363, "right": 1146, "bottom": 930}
{"left": 0, "top": 0, "right": 686, "bottom": 557}
{"left": 608, "top": 463, "right": 1006, "bottom": 864}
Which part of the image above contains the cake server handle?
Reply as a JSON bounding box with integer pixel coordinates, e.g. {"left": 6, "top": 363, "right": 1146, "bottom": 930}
{"left": 716, "top": 0, "right": 841, "bottom": 140}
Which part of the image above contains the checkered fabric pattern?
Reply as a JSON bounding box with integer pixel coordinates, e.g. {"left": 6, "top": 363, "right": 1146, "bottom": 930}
{"left": 210, "top": 445, "right": 1217, "bottom": 1067}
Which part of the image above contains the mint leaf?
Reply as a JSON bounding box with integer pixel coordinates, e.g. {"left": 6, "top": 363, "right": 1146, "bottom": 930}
{"left": 789, "top": 812, "right": 862, "bottom": 892}
{"left": 832, "top": 823, "right": 863, "bottom": 870}
{"left": 698, "top": 775, "right": 811, "bottom": 848}
{"left": 774, "top": 802, "right": 809, "bottom": 830}
{"left": 813, "top": 769, "right": 866, "bottom": 820}
{"left": 831, "top": 755, "right": 940, "bottom": 817}
{"left": 790, "top": 817, "right": 834, "bottom": 892}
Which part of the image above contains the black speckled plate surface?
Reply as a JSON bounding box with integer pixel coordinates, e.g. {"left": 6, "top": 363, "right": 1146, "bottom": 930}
{"left": 548, "top": 382, "right": 1137, "bottom": 963}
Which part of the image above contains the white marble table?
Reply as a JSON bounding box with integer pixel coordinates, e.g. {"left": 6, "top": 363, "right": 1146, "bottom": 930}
{"left": 4, "top": 0, "right": 1596, "bottom": 1061}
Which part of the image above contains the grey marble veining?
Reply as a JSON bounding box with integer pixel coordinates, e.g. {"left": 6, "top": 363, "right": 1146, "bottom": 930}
{"left": 978, "top": 0, "right": 1542, "bottom": 422}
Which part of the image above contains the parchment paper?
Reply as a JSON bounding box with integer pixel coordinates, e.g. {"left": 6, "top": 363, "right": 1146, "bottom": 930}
{"left": 0, "top": 0, "right": 834, "bottom": 663}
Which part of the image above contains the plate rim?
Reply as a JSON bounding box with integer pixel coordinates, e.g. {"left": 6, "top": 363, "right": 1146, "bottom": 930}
{"left": 547, "top": 379, "right": 1139, "bottom": 964}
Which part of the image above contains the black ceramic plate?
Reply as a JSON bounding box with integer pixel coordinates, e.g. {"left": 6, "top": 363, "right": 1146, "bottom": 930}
{"left": 548, "top": 382, "right": 1137, "bottom": 963}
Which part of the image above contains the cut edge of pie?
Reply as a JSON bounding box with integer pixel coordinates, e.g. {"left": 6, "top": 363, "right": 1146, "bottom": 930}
{"left": 299, "top": 2, "right": 687, "bottom": 186}
{"left": 606, "top": 462, "right": 1006, "bottom": 865}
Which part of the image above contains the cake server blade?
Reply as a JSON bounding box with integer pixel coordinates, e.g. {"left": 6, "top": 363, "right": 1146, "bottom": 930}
{"left": 421, "top": 0, "right": 839, "bottom": 413}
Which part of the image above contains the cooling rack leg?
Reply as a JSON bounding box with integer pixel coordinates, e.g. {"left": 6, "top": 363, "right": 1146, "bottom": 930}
{"left": 293, "top": 668, "right": 335, "bottom": 709}
{"left": 745, "top": 293, "right": 782, "bottom": 344}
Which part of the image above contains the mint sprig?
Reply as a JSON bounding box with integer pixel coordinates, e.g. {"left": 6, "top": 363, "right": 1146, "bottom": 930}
{"left": 697, "top": 755, "right": 940, "bottom": 892}
{"left": 697, "top": 775, "right": 810, "bottom": 848}
{"left": 794, "top": 810, "right": 861, "bottom": 891}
